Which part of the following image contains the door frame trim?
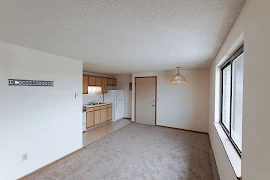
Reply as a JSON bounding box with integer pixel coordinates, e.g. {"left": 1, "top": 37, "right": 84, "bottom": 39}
{"left": 135, "top": 76, "right": 157, "bottom": 125}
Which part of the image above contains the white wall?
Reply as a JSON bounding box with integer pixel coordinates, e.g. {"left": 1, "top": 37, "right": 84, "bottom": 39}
{"left": 209, "top": 0, "right": 270, "bottom": 179}
{"left": 132, "top": 69, "right": 210, "bottom": 133}
{"left": 115, "top": 74, "right": 132, "bottom": 118}
{"left": 83, "top": 91, "right": 103, "bottom": 104}
{"left": 209, "top": 10, "right": 244, "bottom": 180}
{"left": 0, "top": 42, "right": 83, "bottom": 180}
{"left": 241, "top": 0, "right": 270, "bottom": 179}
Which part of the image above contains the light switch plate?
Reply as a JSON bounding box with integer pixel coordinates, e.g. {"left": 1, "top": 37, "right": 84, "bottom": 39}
{"left": 22, "top": 153, "right": 28, "bottom": 161}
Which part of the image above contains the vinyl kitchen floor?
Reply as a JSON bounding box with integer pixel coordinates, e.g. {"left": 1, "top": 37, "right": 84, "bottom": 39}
{"left": 82, "top": 119, "right": 131, "bottom": 147}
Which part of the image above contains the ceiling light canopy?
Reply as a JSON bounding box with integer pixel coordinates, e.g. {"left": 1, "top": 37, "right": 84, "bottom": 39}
{"left": 171, "top": 67, "right": 186, "bottom": 83}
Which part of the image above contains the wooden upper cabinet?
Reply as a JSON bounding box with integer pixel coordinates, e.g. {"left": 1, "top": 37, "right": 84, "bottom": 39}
{"left": 112, "top": 78, "right": 117, "bottom": 86}
{"left": 107, "top": 78, "right": 113, "bottom": 86}
{"left": 88, "top": 76, "right": 96, "bottom": 86}
{"left": 107, "top": 78, "right": 117, "bottom": 86}
{"left": 88, "top": 76, "right": 102, "bottom": 86}
{"left": 95, "top": 77, "right": 102, "bottom": 86}
{"left": 84, "top": 75, "right": 116, "bottom": 93}
{"left": 83, "top": 75, "right": 89, "bottom": 94}
{"left": 102, "top": 78, "right": 108, "bottom": 93}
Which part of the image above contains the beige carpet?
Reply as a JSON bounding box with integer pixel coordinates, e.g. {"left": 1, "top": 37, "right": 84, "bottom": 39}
{"left": 26, "top": 123, "right": 213, "bottom": 180}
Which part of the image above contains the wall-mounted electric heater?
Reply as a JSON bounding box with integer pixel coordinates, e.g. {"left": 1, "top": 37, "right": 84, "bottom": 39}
{"left": 8, "top": 79, "right": 54, "bottom": 87}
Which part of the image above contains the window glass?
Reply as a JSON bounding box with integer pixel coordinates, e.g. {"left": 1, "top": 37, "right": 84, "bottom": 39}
{"left": 222, "top": 65, "right": 231, "bottom": 132}
{"left": 220, "top": 46, "right": 244, "bottom": 154}
{"left": 231, "top": 54, "right": 244, "bottom": 151}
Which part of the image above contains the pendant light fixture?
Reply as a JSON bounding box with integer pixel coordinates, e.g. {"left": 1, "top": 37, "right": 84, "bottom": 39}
{"left": 171, "top": 67, "right": 186, "bottom": 83}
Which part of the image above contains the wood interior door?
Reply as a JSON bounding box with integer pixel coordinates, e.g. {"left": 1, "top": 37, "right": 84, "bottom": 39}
{"left": 107, "top": 107, "right": 112, "bottom": 121}
{"left": 135, "top": 77, "right": 156, "bottom": 125}
{"left": 94, "top": 110, "right": 101, "bottom": 124}
{"left": 101, "top": 109, "right": 107, "bottom": 123}
{"left": 86, "top": 111, "right": 94, "bottom": 128}
{"left": 83, "top": 75, "right": 88, "bottom": 94}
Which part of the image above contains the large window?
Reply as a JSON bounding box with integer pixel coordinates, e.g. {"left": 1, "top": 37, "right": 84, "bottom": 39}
{"left": 221, "top": 46, "right": 244, "bottom": 154}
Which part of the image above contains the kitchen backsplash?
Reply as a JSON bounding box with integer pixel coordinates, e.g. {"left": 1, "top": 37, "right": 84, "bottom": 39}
{"left": 83, "top": 85, "right": 116, "bottom": 105}
{"left": 83, "top": 93, "right": 103, "bottom": 104}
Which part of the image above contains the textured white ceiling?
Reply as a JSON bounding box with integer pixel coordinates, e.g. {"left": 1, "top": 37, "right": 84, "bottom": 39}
{"left": 0, "top": 0, "right": 245, "bottom": 74}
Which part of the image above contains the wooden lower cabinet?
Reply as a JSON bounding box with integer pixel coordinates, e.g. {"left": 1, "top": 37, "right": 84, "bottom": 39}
{"left": 101, "top": 109, "right": 107, "bottom": 123}
{"left": 86, "top": 111, "right": 94, "bottom": 128}
{"left": 94, "top": 110, "right": 101, "bottom": 124}
{"left": 107, "top": 107, "right": 112, "bottom": 121}
{"left": 86, "top": 104, "right": 112, "bottom": 130}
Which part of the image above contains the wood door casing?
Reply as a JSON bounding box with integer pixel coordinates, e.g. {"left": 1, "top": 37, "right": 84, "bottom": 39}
{"left": 94, "top": 110, "right": 101, "bottom": 124}
{"left": 135, "top": 77, "right": 157, "bottom": 125}
{"left": 86, "top": 111, "right": 94, "bottom": 128}
{"left": 83, "top": 75, "right": 88, "bottom": 94}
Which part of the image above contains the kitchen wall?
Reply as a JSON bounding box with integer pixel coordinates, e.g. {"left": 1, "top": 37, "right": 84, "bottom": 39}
{"left": 82, "top": 73, "right": 132, "bottom": 119}
{"left": 115, "top": 74, "right": 132, "bottom": 118}
{"left": 82, "top": 72, "right": 115, "bottom": 104}
{"left": 0, "top": 42, "right": 82, "bottom": 180}
{"left": 209, "top": 0, "right": 270, "bottom": 179}
{"left": 83, "top": 88, "right": 103, "bottom": 104}
{"left": 132, "top": 69, "right": 210, "bottom": 133}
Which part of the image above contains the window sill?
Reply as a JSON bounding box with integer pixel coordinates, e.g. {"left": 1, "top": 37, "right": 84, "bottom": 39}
{"left": 214, "top": 122, "right": 242, "bottom": 179}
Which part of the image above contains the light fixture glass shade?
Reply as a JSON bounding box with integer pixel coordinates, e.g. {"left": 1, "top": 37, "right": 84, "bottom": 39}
{"left": 171, "top": 67, "right": 186, "bottom": 83}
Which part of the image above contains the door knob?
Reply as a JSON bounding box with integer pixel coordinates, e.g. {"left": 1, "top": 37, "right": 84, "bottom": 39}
{"left": 152, "top": 105, "right": 155, "bottom": 107}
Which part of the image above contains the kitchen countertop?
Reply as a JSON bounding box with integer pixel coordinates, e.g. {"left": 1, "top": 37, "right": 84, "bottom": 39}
{"left": 84, "top": 102, "right": 112, "bottom": 108}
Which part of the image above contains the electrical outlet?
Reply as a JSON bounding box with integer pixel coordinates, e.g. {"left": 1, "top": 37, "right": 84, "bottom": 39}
{"left": 22, "top": 153, "right": 28, "bottom": 161}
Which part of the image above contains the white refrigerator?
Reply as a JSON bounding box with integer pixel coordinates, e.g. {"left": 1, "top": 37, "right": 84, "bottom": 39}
{"left": 104, "top": 90, "right": 125, "bottom": 121}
